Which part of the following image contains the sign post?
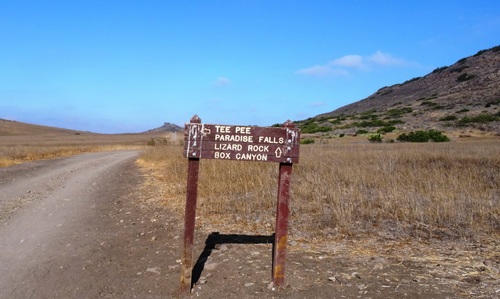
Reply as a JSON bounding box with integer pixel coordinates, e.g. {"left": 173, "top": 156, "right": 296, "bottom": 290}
{"left": 180, "top": 116, "right": 201, "bottom": 294}
{"left": 180, "top": 115, "right": 300, "bottom": 294}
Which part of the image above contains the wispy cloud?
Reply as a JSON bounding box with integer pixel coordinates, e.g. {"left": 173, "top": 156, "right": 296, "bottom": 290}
{"left": 368, "top": 51, "right": 405, "bottom": 66}
{"left": 296, "top": 51, "right": 416, "bottom": 77}
{"left": 214, "top": 76, "right": 230, "bottom": 87}
{"left": 329, "top": 54, "right": 365, "bottom": 69}
{"left": 295, "top": 65, "right": 348, "bottom": 77}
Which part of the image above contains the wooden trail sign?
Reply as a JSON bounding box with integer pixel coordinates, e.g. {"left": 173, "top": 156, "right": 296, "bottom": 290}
{"left": 184, "top": 118, "right": 300, "bottom": 163}
{"left": 180, "top": 115, "right": 300, "bottom": 295}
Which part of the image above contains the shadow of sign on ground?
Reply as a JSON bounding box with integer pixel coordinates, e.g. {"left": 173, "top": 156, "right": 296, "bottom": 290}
{"left": 191, "top": 232, "right": 275, "bottom": 288}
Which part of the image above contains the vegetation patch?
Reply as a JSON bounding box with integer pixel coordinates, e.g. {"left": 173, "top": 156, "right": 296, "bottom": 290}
{"left": 377, "top": 126, "right": 396, "bottom": 133}
{"left": 420, "top": 100, "right": 434, "bottom": 106}
{"left": 386, "top": 107, "right": 413, "bottom": 117}
{"left": 439, "top": 115, "right": 458, "bottom": 121}
{"left": 458, "top": 113, "right": 500, "bottom": 125}
{"left": 367, "top": 134, "right": 383, "bottom": 142}
{"left": 329, "top": 118, "right": 342, "bottom": 125}
{"left": 456, "top": 73, "right": 476, "bottom": 82}
{"left": 300, "top": 139, "right": 315, "bottom": 144}
{"left": 299, "top": 121, "right": 332, "bottom": 133}
{"left": 397, "top": 130, "right": 450, "bottom": 142}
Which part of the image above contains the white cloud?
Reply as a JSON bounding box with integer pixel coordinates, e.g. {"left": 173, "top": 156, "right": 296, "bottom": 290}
{"left": 329, "top": 54, "right": 365, "bottom": 69}
{"left": 295, "top": 65, "right": 348, "bottom": 77}
{"left": 368, "top": 51, "right": 404, "bottom": 66}
{"left": 296, "top": 51, "right": 415, "bottom": 77}
{"left": 214, "top": 76, "right": 230, "bottom": 87}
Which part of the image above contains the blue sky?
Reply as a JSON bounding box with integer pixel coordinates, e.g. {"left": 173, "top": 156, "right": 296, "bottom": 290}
{"left": 1, "top": 1, "right": 499, "bottom": 133}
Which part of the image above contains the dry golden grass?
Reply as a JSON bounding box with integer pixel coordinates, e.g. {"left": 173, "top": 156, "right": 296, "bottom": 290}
{"left": 138, "top": 137, "right": 499, "bottom": 241}
{"left": 0, "top": 133, "right": 153, "bottom": 167}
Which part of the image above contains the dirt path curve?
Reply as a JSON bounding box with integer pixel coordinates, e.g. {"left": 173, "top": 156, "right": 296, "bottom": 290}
{"left": 0, "top": 151, "right": 181, "bottom": 298}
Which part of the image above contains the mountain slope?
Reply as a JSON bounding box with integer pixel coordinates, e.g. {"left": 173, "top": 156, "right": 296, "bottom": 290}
{"left": 0, "top": 119, "right": 87, "bottom": 136}
{"left": 298, "top": 45, "right": 500, "bottom": 136}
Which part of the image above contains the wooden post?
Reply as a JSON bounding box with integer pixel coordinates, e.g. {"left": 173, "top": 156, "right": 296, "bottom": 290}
{"left": 272, "top": 120, "right": 295, "bottom": 287}
{"left": 180, "top": 116, "right": 201, "bottom": 295}
{"left": 272, "top": 162, "right": 292, "bottom": 287}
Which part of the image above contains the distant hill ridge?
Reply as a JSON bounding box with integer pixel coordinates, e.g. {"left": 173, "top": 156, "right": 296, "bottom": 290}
{"left": 0, "top": 118, "right": 86, "bottom": 136}
{"left": 298, "top": 45, "right": 500, "bottom": 135}
{"left": 144, "top": 122, "right": 183, "bottom": 133}
{"left": 0, "top": 118, "right": 183, "bottom": 136}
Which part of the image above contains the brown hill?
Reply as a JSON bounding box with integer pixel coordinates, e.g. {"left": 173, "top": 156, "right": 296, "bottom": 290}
{"left": 298, "top": 45, "right": 500, "bottom": 136}
{"left": 0, "top": 119, "right": 87, "bottom": 136}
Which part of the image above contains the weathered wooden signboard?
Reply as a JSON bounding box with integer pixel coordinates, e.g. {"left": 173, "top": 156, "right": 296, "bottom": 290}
{"left": 184, "top": 121, "right": 300, "bottom": 163}
{"left": 180, "top": 115, "right": 300, "bottom": 295}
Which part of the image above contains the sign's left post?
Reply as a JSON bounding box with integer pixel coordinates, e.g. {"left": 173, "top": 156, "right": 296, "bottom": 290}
{"left": 180, "top": 115, "right": 202, "bottom": 295}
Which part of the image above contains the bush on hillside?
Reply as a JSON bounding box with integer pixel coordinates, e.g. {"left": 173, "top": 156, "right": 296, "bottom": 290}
{"left": 397, "top": 130, "right": 450, "bottom": 143}
{"left": 368, "top": 134, "right": 383, "bottom": 142}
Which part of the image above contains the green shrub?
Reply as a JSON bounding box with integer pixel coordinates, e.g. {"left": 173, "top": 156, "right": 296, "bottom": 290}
{"left": 431, "top": 105, "right": 446, "bottom": 110}
{"left": 368, "top": 134, "right": 383, "bottom": 142}
{"left": 439, "top": 115, "right": 458, "bottom": 121}
{"left": 420, "top": 101, "right": 436, "bottom": 106}
{"left": 397, "top": 130, "right": 450, "bottom": 142}
{"left": 458, "top": 113, "right": 500, "bottom": 125}
{"left": 300, "top": 139, "right": 315, "bottom": 144}
{"left": 330, "top": 118, "right": 342, "bottom": 125}
{"left": 359, "top": 113, "right": 378, "bottom": 120}
{"left": 356, "top": 129, "right": 369, "bottom": 134}
{"left": 387, "top": 107, "right": 413, "bottom": 117}
{"left": 456, "top": 73, "right": 476, "bottom": 82}
{"left": 352, "top": 119, "right": 387, "bottom": 127}
{"left": 300, "top": 122, "right": 332, "bottom": 133}
{"left": 377, "top": 126, "right": 396, "bottom": 133}
{"left": 456, "top": 108, "right": 469, "bottom": 114}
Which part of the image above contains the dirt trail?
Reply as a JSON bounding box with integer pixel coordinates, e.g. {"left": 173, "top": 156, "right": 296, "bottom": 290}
{"left": 0, "top": 151, "right": 180, "bottom": 298}
{"left": 0, "top": 151, "right": 498, "bottom": 298}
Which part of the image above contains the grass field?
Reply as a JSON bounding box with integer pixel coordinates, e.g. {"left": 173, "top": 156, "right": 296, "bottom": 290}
{"left": 0, "top": 133, "right": 152, "bottom": 167}
{"left": 2, "top": 123, "right": 498, "bottom": 242}
{"left": 138, "top": 136, "right": 500, "bottom": 241}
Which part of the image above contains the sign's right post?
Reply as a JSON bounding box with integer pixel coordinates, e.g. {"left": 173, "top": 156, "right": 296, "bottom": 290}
{"left": 272, "top": 121, "right": 296, "bottom": 287}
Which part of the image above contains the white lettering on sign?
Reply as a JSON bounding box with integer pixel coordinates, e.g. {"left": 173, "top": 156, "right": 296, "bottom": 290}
{"left": 235, "top": 153, "right": 268, "bottom": 161}
{"left": 235, "top": 126, "right": 251, "bottom": 134}
{"left": 247, "top": 145, "right": 269, "bottom": 152}
{"left": 214, "top": 152, "right": 231, "bottom": 159}
{"left": 215, "top": 125, "right": 231, "bottom": 133}
{"left": 258, "top": 136, "right": 284, "bottom": 144}
{"left": 214, "top": 143, "right": 243, "bottom": 151}
{"left": 214, "top": 134, "right": 254, "bottom": 143}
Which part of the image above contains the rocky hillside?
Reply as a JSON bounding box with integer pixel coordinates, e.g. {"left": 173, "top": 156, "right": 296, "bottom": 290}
{"left": 297, "top": 45, "right": 500, "bottom": 136}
